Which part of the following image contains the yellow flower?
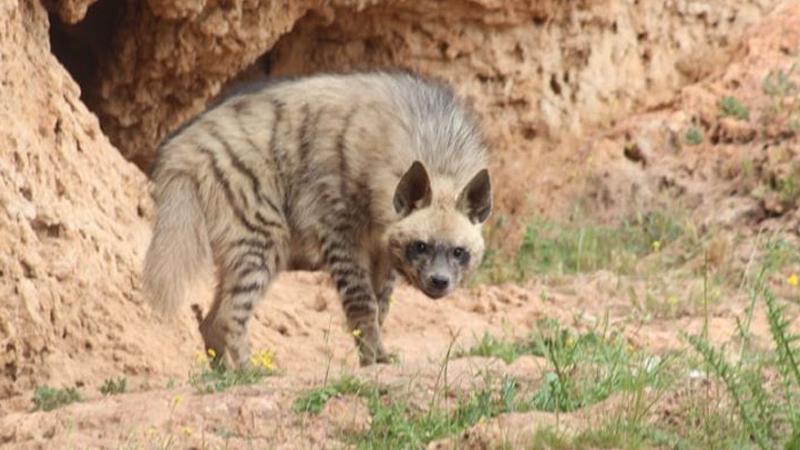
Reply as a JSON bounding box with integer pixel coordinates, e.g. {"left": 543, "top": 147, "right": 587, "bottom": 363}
{"left": 195, "top": 351, "right": 207, "bottom": 363}
{"left": 171, "top": 394, "right": 182, "bottom": 408}
{"left": 250, "top": 349, "right": 275, "bottom": 372}
{"left": 352, "top": 328, "right": 363, "bottom": 338}
{"left": 788, "top": 274, "right": 798, "bottom": 287}
{"left": 206, "top": 348, "right": 217, "bottom": 359}
{"left": 652, "top": 240, "right": 661, "bottom": 252}
{"left": 181, "top": 426, "right": 193, "bottom": 436}
{"left": 667, "top": 295, "right": 678, "bottom": 306}
{"left": 565, "top": 337, "right": 576, "bottom": 349}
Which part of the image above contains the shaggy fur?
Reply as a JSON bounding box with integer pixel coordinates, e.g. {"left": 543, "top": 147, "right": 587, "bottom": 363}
{"left": 143, "top": 71, "right": 492, "bottom": 366}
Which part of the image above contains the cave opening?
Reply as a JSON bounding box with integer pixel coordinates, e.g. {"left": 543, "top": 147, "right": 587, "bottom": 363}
{"left": 47, "top": 0, "right": 124, "bottom": 104}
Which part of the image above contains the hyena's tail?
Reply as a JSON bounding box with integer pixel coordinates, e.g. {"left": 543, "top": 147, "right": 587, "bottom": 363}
{"left": 142, "top": 174, "right": 211, "bottom": 318}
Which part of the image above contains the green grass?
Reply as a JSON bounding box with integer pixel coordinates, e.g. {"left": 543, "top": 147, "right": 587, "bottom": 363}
{"left": 293, "top": 375, "right": 373, "bottom": 414}
{"left": 454, "top": 332, "right": 541, "bottom": 363}
{"left": 187, "top": 348, "right": 275, "bottom": 394}
{"left": 477, "top": 210, "right": 689, "bottom": 283}
{"left": 292, "top": 320, "right": 675, "bottom": 449}
{"left": 684, "top": 267, "right": 800, "bottom": 449}
{"left": 458, "top": 319, "right": 674, "bottom": 414}
{"left": 290, "top": 302, "right": 800, "bottom": 449}
{"left": 761, "top": 237, "right": 800, "bottom": 273}
{"left": 357, "top": 375, "right": 522, "bottom": 449}
{"left": 32, "top": 386, "right": 82, "bottom": 411}
{"left": 762, "top": 61, "right": 800, "bottom": 132}
{"left": 294, "top": 373, "right": 528, "bottom": 448}
{"left": 719, "top": 95, "right": 750, "bottom": 121}
{"left": 99, "top": 377, "right": 127, "bottom": 396}
{"left": 188, "top": 362, "right": 273, "bottom": 394}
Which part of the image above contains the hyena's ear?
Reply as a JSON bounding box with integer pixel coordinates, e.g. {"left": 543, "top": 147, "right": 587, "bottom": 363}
{"left": 457, "top": 169, "right": 492, "bottom": 224}
{"left": 394, "top": 161, "right": 432, "bottom": 216}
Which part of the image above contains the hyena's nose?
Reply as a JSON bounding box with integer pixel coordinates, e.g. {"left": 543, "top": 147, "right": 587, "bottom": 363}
{"left": 430, "top": 274, "right": 450, "bottom": 290}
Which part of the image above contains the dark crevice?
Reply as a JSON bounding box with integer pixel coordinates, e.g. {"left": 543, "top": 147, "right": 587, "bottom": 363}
{"left": 47, "top": 0, "right": 125, "bottom": 104}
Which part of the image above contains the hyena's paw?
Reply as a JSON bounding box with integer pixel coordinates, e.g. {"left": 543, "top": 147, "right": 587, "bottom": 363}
{"left": 359, "top": 345, "right": 397, "bottom": 366}
{"left": 354, "top": 327, "right": 393, "bottom": 366}
{"left": 375, "top": 349, "right": 399, "bottom": 365}
{"left": 198, "top": 318, "right": 229, "bottom": 368}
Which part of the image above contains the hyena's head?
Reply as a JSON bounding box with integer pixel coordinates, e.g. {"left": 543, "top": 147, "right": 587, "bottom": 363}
{"left": 385, "top": 161, "right": 492, "bottom": 299}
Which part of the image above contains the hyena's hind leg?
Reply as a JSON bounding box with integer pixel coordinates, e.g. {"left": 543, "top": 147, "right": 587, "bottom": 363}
{"left": 200, "top": 233, "right": 285, "bottom": 368}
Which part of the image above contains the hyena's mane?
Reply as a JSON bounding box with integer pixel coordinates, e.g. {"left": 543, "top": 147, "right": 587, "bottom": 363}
{"left": 381, "top": 72, "right": 488, "bottom": 186}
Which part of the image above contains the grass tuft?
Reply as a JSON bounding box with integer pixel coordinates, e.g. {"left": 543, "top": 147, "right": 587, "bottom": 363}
{"left": 719, "top": 95, "right": 750, "bottom": 121}
{"left": 293, "top": 375, "right": 372, "bottom": 414}
{"left": 99, "top": 377, "right": 127, "bottom": 396}
{"left": 188, "top": 348, "right": 275, "bottom": 394}
{"left": 32, "top": 386, "right": 82, "bottom": 412}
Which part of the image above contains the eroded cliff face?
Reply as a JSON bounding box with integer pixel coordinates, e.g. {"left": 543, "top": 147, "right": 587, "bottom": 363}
{"left": 265, "top": 0, "right": 776, "bottom": 216}
{"left": 69, "top": 0, "right": 779, "bottom": 215}
{"left": 0, "top": 0, "right": 196, "bottom": 400}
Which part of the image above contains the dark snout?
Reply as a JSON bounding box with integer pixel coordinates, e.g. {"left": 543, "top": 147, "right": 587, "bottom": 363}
{"left": 421, "top": 253, "right": 455, "bottom": 299}
{"left": 424, "top": 273, "right": 451, "bottom": 298}
{"left": 430, "top": 274, "right": 450, "bottom": 290}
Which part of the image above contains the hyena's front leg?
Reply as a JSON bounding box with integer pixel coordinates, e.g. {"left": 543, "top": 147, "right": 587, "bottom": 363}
{"left": 323, "top": 237, "right": 389, "bottom": 365}
{"left": 376, "top": 270, "right": 396, "bottom": 328}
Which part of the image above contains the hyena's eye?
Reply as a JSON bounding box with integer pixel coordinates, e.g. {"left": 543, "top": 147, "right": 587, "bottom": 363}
{"left": 452, "top": 247, "right": 470, "bottom": 264}
{"left": 406, "top": 241, "right": 429, "bottom": 262}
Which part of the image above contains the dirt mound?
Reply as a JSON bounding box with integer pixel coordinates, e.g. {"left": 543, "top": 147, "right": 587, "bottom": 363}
{"left": 0, "top": 0, "right": 196, "bottom": 401}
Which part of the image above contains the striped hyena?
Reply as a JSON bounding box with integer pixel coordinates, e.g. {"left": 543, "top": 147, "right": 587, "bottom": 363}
{"left": 142, "top": 71, "right": 492, "bottom": 367}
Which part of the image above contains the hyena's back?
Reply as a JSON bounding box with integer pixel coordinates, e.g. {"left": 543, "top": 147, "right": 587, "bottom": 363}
{"left": 143, "top": 71, "right": 487, "bottom": 366}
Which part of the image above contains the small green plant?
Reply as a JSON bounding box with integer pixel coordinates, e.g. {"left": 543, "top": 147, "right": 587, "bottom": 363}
{"left": 293, "top": 375, "right": 371, "bottom": 414}
{"left": 99, "top": 377, "right": 127, "bottom": 396}
{"left": 188, "top": 348, "right": 275, "bottom": 394}
{"left": 719, "top": 95, "right": 750, "bottom": 121}
{"left": 684, "top": 126, "right": 703, "bottom": 146}
{"left": 32, "top": 386, "right": 82, "bottom": 411}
